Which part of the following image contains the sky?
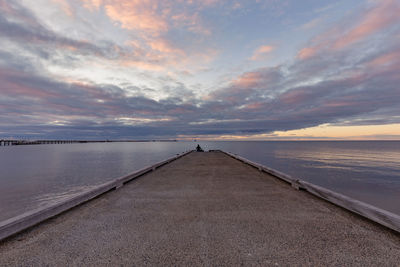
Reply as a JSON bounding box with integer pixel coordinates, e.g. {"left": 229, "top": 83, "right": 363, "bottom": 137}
{"left": 0, "top": 0, "right": 400, "bottom": 140}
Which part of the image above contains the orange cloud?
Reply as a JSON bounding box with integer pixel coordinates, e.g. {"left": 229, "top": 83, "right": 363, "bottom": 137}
{"left": 81, "top": 0, "right": 103, "bottom": 10}
{"left": 272, "top": 123, "right": 400, "bottom": 140}
{"left": 79, "top": 0, "right": 215, "bottom": 71}
{"left": 148, "top": 38, "right": 184, "bottom": 55}
{"left": 81, "top": 0, "right": 214, "bottom": 36}
{"left": 257, "top": 46, "right": 274, "bottom": 54}
{"left": 104, "top": 1, "right": 168, "bottom": 34}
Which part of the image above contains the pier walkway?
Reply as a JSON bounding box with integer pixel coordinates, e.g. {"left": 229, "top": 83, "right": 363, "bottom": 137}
{"left": 1, "top": 151, "right": 399, "bottom": 265}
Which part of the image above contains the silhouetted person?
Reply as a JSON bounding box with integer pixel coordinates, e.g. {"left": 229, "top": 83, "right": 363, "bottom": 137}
{"left": 196, "top": 144, "right": 204, "bottom": 152}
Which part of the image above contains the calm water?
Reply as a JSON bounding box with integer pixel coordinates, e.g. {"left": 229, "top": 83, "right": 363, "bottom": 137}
{"left": 198, "top": 141, "right": 400, "bottom": 215}
{"left": 0, "top": 142, "right": 193, "bottom": 222}
{"left": 0, "top": 141, "right": 399, "bottom": 222}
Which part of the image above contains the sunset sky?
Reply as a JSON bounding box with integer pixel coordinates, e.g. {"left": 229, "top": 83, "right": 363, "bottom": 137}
{"left": 1, "top": 0, "right": 400, "bottom": 140}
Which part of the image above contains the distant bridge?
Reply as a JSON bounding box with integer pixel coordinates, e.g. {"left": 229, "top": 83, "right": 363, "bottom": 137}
{"left": 0, "top": 140, "right": 177, "bottom": 146}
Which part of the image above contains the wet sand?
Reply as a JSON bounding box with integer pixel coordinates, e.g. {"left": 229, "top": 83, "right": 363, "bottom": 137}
{"left": 0, "top": 151, "right": 399, "bottom": 266}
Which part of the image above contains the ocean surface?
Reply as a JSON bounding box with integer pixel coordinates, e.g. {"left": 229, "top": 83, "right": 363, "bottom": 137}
{"left": 0, "top": 141, "right": 399, "bottom": 222}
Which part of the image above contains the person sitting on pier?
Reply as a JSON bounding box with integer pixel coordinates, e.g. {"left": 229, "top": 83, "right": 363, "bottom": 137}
{"left": 196, "top": 144, "right": 204, "bottom": 152}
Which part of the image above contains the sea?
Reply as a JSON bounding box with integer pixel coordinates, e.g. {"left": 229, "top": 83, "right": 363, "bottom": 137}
{"left": 0, "top": 141, "right": 399, "bottom": 223}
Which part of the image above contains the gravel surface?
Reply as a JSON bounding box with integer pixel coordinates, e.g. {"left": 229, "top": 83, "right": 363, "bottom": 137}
{"left": 1, "top": 151, "right": 399, "bottom": 266}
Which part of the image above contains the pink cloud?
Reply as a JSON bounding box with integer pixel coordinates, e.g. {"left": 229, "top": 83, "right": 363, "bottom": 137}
{"left": 297, "top": 47, "right": 316, "bottom": 60}
{"left": 297, "top": 0, "right": 400, "bottom": 60}
{"left": 0, "top": 1, "right": 13, "bottom": 13}
{"left": 232, "top": 72, "right": 263, "bottom": 88}
{"left": 301, "top": 18, "right": 322, "bottom": 30}
{"left": 366, "top": 50, "right": 400, "bottom": 68}
{"left": 244, "top": 102, "right": 264, "bottom": 110}
{"left": 250, "top": 45, "right": 274, "bottom": 60}
{"left": 279, "top": 89, "right": 310, "bottom": 105}
{"left": 0, "top": 1, "right": 39, "bottom": 25}
{"left": 0, "top": 71, "right": 61, "bottom": 99}
{"left": 334, "top": 0, "right": 400, "bottom": 49}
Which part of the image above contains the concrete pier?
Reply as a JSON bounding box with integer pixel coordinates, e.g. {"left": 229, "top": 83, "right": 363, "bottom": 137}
{"left": 0, "top": 151, "right": 399, "bottom": 265}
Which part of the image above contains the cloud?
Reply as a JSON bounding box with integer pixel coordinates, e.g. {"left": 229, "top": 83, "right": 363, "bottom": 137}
{"left": 297, "top": 0, "right": 400, "bottom": 60}
{"left": 80, "top": 0, "right": 214, "bottom": 56}
{"left": 103, "top": 1, "right": 168, "bottom": 34}
{"left": 0, "top": 65, "right": 196, "bottom": 130}
{"left": 51, "top": 0, "right": 74, "bottom": 16}
{"left": 0, "top": 1, "right": 135, "bottom": 62}
{"left": 250, "top": 45, "right": 274, "bottom": 60}
{"left": 1, "top": 0, "right": 400, "bottom": 139}
{"left": 199, "top": 1, "right": 400, "bottom": 136}
{"left": 301, "top": 18, "right": 322, "bottom": 30}
{"left": 333, "top": 0, "right": 400, "bottom": 49}
{"left": 297, "top": 47, "right": 316, "bottom": 60}
{"left": 0, "top": 0, "right": 217, "bottom": 75}
{"left": 81, "top": 0, "right": 218, "bottom": 36}
{"left": 75, "top": 0, "right": 223, "bottom": 72}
